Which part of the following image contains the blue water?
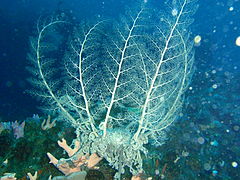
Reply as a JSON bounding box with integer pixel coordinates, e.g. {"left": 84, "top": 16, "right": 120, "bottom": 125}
{"left": 0, "top": 0, "right": 239, "bottom": 179}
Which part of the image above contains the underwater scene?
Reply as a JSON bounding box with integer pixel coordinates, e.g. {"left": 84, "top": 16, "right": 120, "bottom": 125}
{"left": 0, "top": 0, "right": 239, "bottom": 179}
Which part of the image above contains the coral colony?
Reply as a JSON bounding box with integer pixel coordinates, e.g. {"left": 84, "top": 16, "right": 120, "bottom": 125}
{"left": 11, "top": 121, "right": 25, "bottom": 139}
{"left": 1, "top": 0, "right": 198, "bottom": 179}
{"left": 0, "top": 121, "right": 25, "bottom": 139}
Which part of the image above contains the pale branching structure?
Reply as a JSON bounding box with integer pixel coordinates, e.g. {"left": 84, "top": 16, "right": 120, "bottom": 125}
{"left": 132, "top": 0, "right": 197, "bottom": 146}
{"left": 27, "top": 0, "right": 198, "bottom": 178}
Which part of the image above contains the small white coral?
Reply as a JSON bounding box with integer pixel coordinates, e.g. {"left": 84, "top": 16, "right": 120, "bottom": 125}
{"left": 27, "top": 171, "right": 38, "bottom": 180}
{"left": 41, "top": 115, "right": 56, "bottom": 130}
{"left": 0, "top": 173, "right": 16, "bottom": 180}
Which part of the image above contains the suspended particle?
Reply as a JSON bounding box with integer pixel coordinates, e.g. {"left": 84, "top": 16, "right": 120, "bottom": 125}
{"left": 204, "top": 163, "right": 211, "bottom": 171}
{"left": 212, "top": 84, "right": 218, "bottom": 89}
{"left": 232, "top": 161, "right": 238, "bottom": 168}
{"left": 235, "top": 36, "right": 240, "bottom": 46}
{"left": 194, "top": 35, "right": 202, "bottom": 46}
{"left": 197, "top": 137, "right": 205, "bottom": 144}
{"left": 211, "top": 70, "right": 216, "bottom": 74}
{"left": 210, "top": 140, "right": 219, "bottom": 146}
{"left": 172, "top": 8, "right": 178, "bottom": 16}
{"left": 212, "top": 170, "right": 218, "bottom": 176}
{"left": 229, "top": 7, "right": 234, "bottom": 11}
{"left": 233, "top": 125, "right": 240, "bottom": 131}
